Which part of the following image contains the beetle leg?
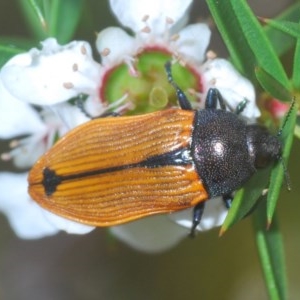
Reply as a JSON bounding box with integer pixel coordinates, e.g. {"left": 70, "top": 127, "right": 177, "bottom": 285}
{"left": 164, "top": 61, "right": 193, "bottom": 111}
{"left": 234, "top": 98, "right": 249, "bottom": 115}
{"left": 222, "top": 194, "right": 233, "bottom": 209}
{"left": 205, "top": 88, "right": 227, "bottom": 110}
{"left": 205, "top": 89, "right": 250, "bottom": 115}
{"left": 190, "top": 202, "right": 206, "bottom": 238}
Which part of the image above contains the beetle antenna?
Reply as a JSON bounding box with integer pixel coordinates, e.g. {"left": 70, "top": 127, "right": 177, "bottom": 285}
{"left": 276, "top": 97, "right": 295, "bottom": 191}
{"left": 164, "top": 61, "right": 192, "bottom": 110}
{"left": 277, "top": 97, "right": 295, "bottom": 137}
{"left": 279, "top": 156, "right": 292, "bottom": 191}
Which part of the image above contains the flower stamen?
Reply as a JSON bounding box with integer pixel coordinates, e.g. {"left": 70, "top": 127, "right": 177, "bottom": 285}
{"left": 103, "top": 93, "right": 132, "bottom": 115}
{"left": 80, "top": 45, "right": 87, "bottom": 55}
{"left": 141, "top": 14, "right": 151, "bottom": 33}
{"left": 9, "top": 139, "right": 21, "bottom": 148}
{"left": 166, "top": 17, "right": 174, "bottom": 25}
{"left": 123, "top": 55, "right": 139, "bottom": 77}
{"left": 141, "top": 26, "right": 151, "bottom": 34}
{"left": 1, "top": 152, "right": 11, "bottom": 161}
{"left": 1, "top": 134, "right": 44, "bottom": 162}
{"left": 63, "top": 82, "right": 74, "bottom": 89}
{"left": 170, "top": 33, "right": 180, "bottom": 42}
{"left": 72, "top": 63, "right": 79, "bottom": 72}
{"left": 206, "top": 50, "right": 217, "bottom": 60}
{"left": 142, "top": 15, "right": 149, "bottom": 22}
{"left": 101, "top": 48, "right": 111, "bottom": 57}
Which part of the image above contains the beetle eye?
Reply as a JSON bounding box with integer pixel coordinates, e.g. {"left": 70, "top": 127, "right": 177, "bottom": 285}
{"left": 255, "top": 154, "right": 272, "bottom": 168}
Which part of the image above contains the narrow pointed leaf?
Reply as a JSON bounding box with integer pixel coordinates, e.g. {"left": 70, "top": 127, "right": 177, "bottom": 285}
{"left": 27, "top": 0, "right": 47, "bottom": 30}
{"left": 0, "top": 37, "right": 33, "bottom": 68}
{"left": 49, "top": 0, "right": 84, "bottom": 43}
{"left": 292, "top": 38, "right": 300, "bottom": 89}
{"left": 206, "top": 0, "right": 256, "bottom": 81}
{"left": 267, "top": 102, "right": 297, "bottom": 223}
{"left": 294, "top": 117, "right": 300, "bottom": 139}
{"left": 220, "top": 165, "right": 272, "bottom": 234}
{"left": 262, "top": 19, "right": 300, "bottom": 39}
{"left": 255, "top": 67, "right": 292, "bottom": 102}
{"left": 0, "top": 45, "right": 24, "bottom": 68}
{"left": 17, "top": 0, "right": 50, "bottom": 40}
{"left": 206, "top": 0, "right": 290, "bottom": 90}
{"left": 18, "top": 0, "right": 83, "bottom": 43}
{"left": 253, "top": 206, "right": 287, "bottom": 300}
{"left": 264, "top": 2, "right": 300, "bottom": 57}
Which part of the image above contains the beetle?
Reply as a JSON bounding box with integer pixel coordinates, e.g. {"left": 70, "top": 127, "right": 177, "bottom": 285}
{"left": 28, "top": 62, "right": 282, "bottom": 235}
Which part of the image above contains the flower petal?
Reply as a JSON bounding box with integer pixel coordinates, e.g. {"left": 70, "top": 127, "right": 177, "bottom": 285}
{"left": 0, "top": 172, "right": 59, "bottom": 239}
{"left": 0, "top": 172, "right": 95, "bottom": 238}
{"left": 0, "top": 79, "right": 46, "bottom": 138}
{"left": 10, "top": 135, "right": 48, "bottom": 169}
{"left": 96, "top": 27, "right": 137, "bottom": 65}
{"left": 169, "top": 198, "right": 228, "bottom": 231}
{"left": 42, "top": 210, "right": 95, "bottom": 235}
{"left": 201, "top": 58, "right": 260, "bottom": 119}
{"left": 110, "top": 215, "right": 188, "bottom": 253}
{"left": 176, "top": 24, "right": 211, "bottom": 63}
{"left": 109, "top": 0, "right": 192, "bottom": 35}
{"left": 1, "top": 38, "right": 101, "bottom": 105}
{"left": 50, "top": 102, "right": 91, "bottom": 130}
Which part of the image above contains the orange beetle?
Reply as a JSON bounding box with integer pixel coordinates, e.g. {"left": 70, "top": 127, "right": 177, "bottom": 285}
{"left": 28, "top": 62, "right": 282, "bottom": 234}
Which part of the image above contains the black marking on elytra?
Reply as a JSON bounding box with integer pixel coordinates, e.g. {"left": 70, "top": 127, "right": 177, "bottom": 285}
{"left": 42, "top": 147, "right": 192, "bottom": 196}
{"left": 42, "top": 168, "right": 63, "bottom": 196}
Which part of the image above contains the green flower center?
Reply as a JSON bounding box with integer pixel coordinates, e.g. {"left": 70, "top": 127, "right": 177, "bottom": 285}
{"left": 100, "top": 49, "right": 202, "bottom": 115}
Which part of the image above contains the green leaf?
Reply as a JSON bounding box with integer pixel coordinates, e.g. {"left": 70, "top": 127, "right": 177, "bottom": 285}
{"left": 292, "top": 38, "right": 300, "bottom": 90}
{"left": 264, "top": 2, "right": 300, "bottom": 57}
{"left": 267, "top": 102, "right": 297, "bottom": 223}
{"left": 220, "top": 165, "right": 272, "bottom": 234}
{"left": 221, "top": 98, "right": 297, "bottom": 233}
{"left": 17, "top": 0, "right": 49, "bottom": 40}
{"left": 262, "top": 19, "right": 300, "bottom": 39}
{"left": 294, "top": 116, "right": 300, "bottom": 139}
{"left": 18, "top": 0, "right": 84, "bottom": 43}
{"left": 222, "top": 102, "right": 296, "bottom": 243}
{"left": 206, "top": 0, "right": 256, "bottom": 81}
{"left": 253, "top": 205, "right": 287, "bottom": 300}
{"left": 0, "top": 45, "right": 23, "bottom": 68}
{"left": 48, "top": 0, "right": 84, "bottom": 43}
{"left": 255, "top": 67, "right": 292, "bottom": 102}
{"left": 206, "top": 0, "right": 290, "bottom": 90}
{"left": 0, "top": 37, "right": 33, "bottom": 68}
{"left": 27, "top": 0, "right": 48, "bottom": 30}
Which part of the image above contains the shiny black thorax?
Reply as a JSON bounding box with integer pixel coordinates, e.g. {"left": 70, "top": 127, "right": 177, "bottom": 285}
{"left": 189, "top": 97, "right": 282, "bottom": 199}
{"left": 191, "top": 109, "right": 254, "bottom": 198}
{"left": 165, "top": 62, "right": 282, "bottom": 235}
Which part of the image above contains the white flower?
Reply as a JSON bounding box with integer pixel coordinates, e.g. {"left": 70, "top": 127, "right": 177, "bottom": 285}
{"left": 97, "top": 0, "right": 210, "bottom": 67}
{"left": 0, "top": 86, "right": 47, "bottom": 168}
{"left": 0, "top": 172, "right": 59, "bottom": 238}
{"left": 96, "top": 0, "right": 256, "bottom": 117}
{"left": 109, "top": 0, "right": 192, "bottom": 35}
{"left": 0, "top": 39, "right": 103, "bottom": 238}
{"left": 201, "top": 58, "right": 260, "bottom": 120}
{"left": 1, "top": 38, "right": 102, "bottom": 106}
{"left": 0, "top": 0, "right": 259, "bottom": 252}
{"left": 0, "top": 172, "right": 94, "bottom": 238}
{"left": 96, "top": 0, "right": 258, "bottom": 252}
{"left": 111, "top": 198, "right": 227, "bottom": 253}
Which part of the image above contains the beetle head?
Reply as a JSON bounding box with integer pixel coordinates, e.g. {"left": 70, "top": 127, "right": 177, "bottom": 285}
{"left": 246, "top": 125, "right": 282, "bottom": 169}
